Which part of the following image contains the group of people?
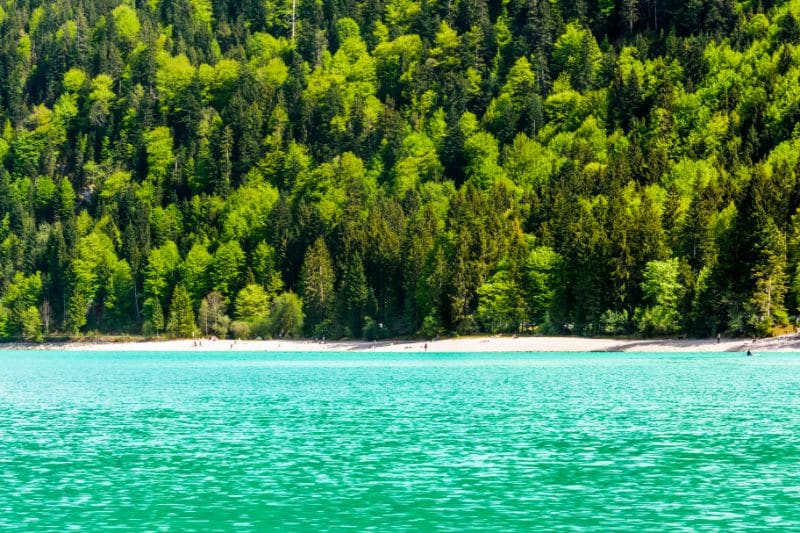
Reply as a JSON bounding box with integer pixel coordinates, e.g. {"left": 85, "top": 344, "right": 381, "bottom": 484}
{"left": 190, "top": 337, "right": 220, "bottom": 348}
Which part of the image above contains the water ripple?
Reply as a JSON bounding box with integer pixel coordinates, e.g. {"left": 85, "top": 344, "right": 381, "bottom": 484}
{"left": 1, "top": 351, "right": 800, "bottom": 530}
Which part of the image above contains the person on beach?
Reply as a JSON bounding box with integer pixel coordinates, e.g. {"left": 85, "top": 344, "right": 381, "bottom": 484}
{"left": 747, "top": 349, "right": 753, "bottom": 356}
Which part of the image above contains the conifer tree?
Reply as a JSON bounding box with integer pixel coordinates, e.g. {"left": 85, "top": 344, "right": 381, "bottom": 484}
{"left": 300, "top": 237, "right": 335, "bottom": 334}
{"left": 167, "top": 285, "right": 196, "bottom": 338}
{"left": 337, "top": 253, "right": 370, "bottom": 337}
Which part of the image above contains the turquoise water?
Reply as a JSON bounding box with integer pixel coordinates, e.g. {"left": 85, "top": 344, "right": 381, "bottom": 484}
{"left": 1, "top": 351, "right": 799, "bottom": 530}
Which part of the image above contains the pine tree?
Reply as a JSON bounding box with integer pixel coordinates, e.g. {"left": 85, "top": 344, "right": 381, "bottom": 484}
{"left": 300, "top": 237, "right": 335, "bottom": 334}
{"left": 748, "top": 218, "right": 788, "bottom": 334}
{"left": 144, "top": 297, "right": 164, "bottom": 337}
{"left": 623, "top": 0, "right": 639, "bottom": 33}
{"left": 337, "top": 253, "right": 370, "bottom": 337}
{"left": 167, "top": 285, "right": 196, "bottom": 338}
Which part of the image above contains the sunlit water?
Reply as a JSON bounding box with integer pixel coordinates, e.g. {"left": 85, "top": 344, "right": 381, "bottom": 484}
{"left": 1, "top": 351, "right": 800, "bottom": 530}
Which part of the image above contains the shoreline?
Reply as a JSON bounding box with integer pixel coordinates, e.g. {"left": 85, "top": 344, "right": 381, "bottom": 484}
{"left": 4, "top": 335, "right": 800, "bottom": 353}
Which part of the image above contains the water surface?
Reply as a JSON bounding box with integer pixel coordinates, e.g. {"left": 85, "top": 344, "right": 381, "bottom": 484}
{"left": 1, "top": 351, "right": 799, "bottom": 530}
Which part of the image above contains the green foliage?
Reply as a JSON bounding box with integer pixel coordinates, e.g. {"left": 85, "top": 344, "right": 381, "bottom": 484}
{"left": 299, "top": 238, "right": 335, "bottom": 334}
{"left": 144, "top": 241, "right": 181, "bottom": 306}
{"left": 251, "top": 242, "right": 283, "bottom": 296}
{"left": 156, "top": 53, "right": 196, "bottom": 107}
{"left": 167, "top": 285, "right": 196, "bottom": 338}
{"left": 143, "top": 297, "right": 164, "bottom": 336}
{"left": 362, "top": 316, "right": 390, "bottom": 340}
{"left": 144, "top": 127, "right": 175, "bottom": 188}
{"left": 600, "top": 309, "right": 629, "bottom": 335}
{"left": 0, "top": 0, "right": 797, "bottom": 341}
{"left": 235, "top": 284, "right": 270, "bottom": 322}
{"left": 198, "top": 291, "right": 230, "bottom": 337}
{"left": 68, "top": 221, "right": 131, "bottom": 333}
{"left": 337, "top": 254, "right": 370, "bottom": 338}
{"left": 19, "top": 305, "right": 43, "bottom": 341}
{"left": 183, "top": 242, "right": 213, "bottom": 304}
{"left": 211, "top": 241, "right": 246, "bottom": 300}
{"left": 464, "top": 131, "right": 504, "bottom": 188}
{"left": 634, "top": 259, "right": 685, "bottom": 335}
{"left": 477, "top": 270, "right": 526, "bottom": 333}
{"left": 112, "top": 5, "right": 140, "bottom": 44}
{"left": 525, "top": 247, "right": 562, "bottom": 326}
{"left": 188, "top": 0, "right": 213, "bottom": 26}
{"left": 270, "top": 292, "right": 304, "bottom": 338}
{"left": 230, "top": 320, "right": 251, "bottom": 339}
{"left": 1, "top": 272, "right": 43, "bottom": 340}
{"left": 222, "top": 181, "right": 279, "bottom": 242}
{"left": 63, "top": 68, "right": 87, "bottom": 93}
{"left": 553, "top": 23, "right": 602, "bottom": 91}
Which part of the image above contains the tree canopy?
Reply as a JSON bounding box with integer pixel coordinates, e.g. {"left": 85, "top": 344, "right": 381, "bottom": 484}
{"left": 0, "top": 0, "right": 798, "bottom": 339}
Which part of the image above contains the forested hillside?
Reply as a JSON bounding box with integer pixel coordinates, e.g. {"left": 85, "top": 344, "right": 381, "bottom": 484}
{"left": 0, "top": 0, "right": 799, "bottom": 340}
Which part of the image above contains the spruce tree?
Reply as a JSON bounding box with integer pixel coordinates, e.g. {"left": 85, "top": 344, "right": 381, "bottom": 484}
{"left": 300, "top": 237, "right": 335, "bottom": 334}
{"left": 167, "top": 285, "right": 196, "bottom": 338}
{"left": 337, "top": 253, "right": 370, "bottom": 338}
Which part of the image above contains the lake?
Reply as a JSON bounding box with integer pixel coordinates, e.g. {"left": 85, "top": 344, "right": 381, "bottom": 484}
{"left": 1, "top": 351, "right": 799, "bottom": 530}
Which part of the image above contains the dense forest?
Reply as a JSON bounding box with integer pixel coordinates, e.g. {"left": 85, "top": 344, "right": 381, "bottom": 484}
{"left": 0, "top": 0, "right": 799, "bottom": 340}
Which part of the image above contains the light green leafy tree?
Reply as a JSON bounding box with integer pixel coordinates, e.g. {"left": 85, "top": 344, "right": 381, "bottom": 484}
{"left": 251, "top": 241, "right": 284, "bottom": 297}
{"left": 199, "top": 291, "right": 230, "bottom": 337}
{"left": 477, "top": 270, "right": 527, "bottom": 333}
{"left": 211, "top": 241, "right": 246, "bottom": 300}
{"left": 144, "top": 127, "right": 175, "bottom": 190}
{"left": 235, "top": 284, "right": 270, "bottom": 322}
{"left": 143, "top": 241, "right": 181, "bottom": 331}
{"left": 155, "top": 52, "right": 196, "bottom": 109}
{"left": 553, "top": 23, "right": 602, "bottom": 91}
{"left": 89, "top": 74, "right": 115, "bottom": 126}
{"left": 221, "top": 180, "right": 279, "bottom": 243}
{"left": 182, "top": 242, "right": 213, "bottom": 304}
{"left": 635, "top": 258, "right": 685, "bottom": 335}
{"left": 464, "top": 131, "right": 504, "bottom": 189}
{"left": 1, "top": 271, "right": 43, "bottom": 340}
{"left": 112, "top": 5, "right": 140, "bottom": 45}
{"left": 270, "top": 292, "right": 304, "bottom": 338}
{"left": 525, "top": 246, "right": 562, "bottom": 327}
{"left": 67, "top": 221, "right": 131, "bottom": 333}
{"left": 144, "top": 241, "right": 181, "bottom": 304}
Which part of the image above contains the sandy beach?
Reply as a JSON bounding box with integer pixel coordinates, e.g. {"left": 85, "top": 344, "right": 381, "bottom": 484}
{"left": 7, "top": 334, "right": 800, "bottom": 352}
